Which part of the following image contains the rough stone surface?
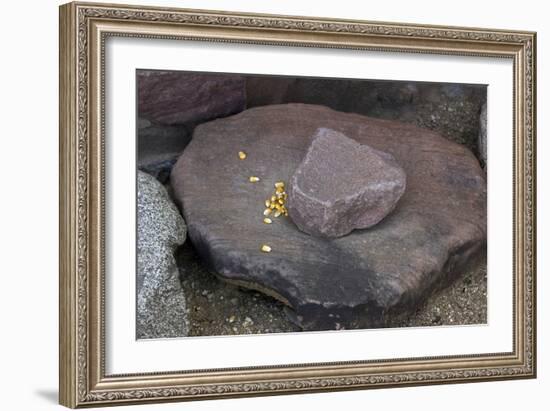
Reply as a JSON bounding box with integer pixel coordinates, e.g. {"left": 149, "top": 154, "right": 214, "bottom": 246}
{"left": 137, "top": 70, "right": 246, "bottom": 126}
{"left": 137, "top": 118, "right": 191, "bottom": 184}
{"left": 137, "top": 118, "right": 190, "bottom": 165}
{"left": 137, "top": 171, "right": 188, "bottom": 339}
{"left": 287, "top": 128, "right": 406, "bottom": 238}
{"left": 478, "top": 102, "right": 487, "bottom": 168}
{"left": 172, "top": 104, "right": 486, "bottom": 330}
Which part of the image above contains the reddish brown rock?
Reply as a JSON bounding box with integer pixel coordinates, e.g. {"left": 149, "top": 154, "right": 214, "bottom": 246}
{"left": 171, "top": 104, "right": 486, "bottom": 330}
{"left": 137, "top": 70, "right": 246, "bottom": 125}
{"left": 287, "top": 128, "right": 406, "bottom": 238}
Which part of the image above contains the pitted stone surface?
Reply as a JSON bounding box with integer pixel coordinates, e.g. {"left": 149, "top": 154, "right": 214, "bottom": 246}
{"left": 137, "top": 171, "right": 188, "bottom": 339}
{"left": 287, "top": 128, "right": 406, "bottom": 238}
{"left": 171, "top": 104, "right": 486, "bottom": 330}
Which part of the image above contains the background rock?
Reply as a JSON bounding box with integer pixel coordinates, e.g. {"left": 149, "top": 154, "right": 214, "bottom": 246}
{"left": 288, "top": 128, "right": 406, "bottom": 238}
{"left": 137, "top": 171, "right": 188, "bottom": 339}
{"left": 246, "top": 77, "right": 486, "bottom": 159}
{"left": 137, "top": 118, "right": 191, "bottom": 184}
{"left": 137, "top": 70, "right": 246, "bottom": 126}
{"left": 172, "top": 104, "right": 486, "bottom": 330}
{"left": 137, "top": 72, "right": 487, "bottom": 183}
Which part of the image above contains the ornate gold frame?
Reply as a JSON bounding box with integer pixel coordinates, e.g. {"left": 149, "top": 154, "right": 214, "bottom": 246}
{"left": 59, "top": 1, "right": 537, "bottom": 408}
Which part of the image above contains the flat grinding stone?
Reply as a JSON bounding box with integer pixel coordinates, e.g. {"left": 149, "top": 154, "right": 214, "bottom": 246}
{"left": 172, "top": 104, "right": 486, "bottom": 330}
{"left": 287, "top": 128, "right": 406, "bottom": 238}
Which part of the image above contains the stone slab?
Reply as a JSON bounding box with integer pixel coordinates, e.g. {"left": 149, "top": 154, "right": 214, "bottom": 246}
{"left": 172, "top": 104, "right": 486, "bottom": 330}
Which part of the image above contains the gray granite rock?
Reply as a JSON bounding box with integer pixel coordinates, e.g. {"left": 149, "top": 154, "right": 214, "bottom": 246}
{"left": 287, "top": 128, "right": 406, "bottom": 238}
{"left": 478, "top": 102, "right": 487, "bottom": 168}
{"left": 172, "top": 104, "right": 486, "bottom": 330}
{"left": 137, "top": 171, "right": 188, "bottom": 339}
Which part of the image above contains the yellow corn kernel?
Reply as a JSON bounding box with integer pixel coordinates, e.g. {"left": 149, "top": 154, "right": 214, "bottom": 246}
{"left": 261, "top": 244, "right": 272, "bottom": 253}
{"left": 238, "top": 151, "right": 247, "bottom": 160}
{"left": 273, "top": 210, "right": 282, "bottom": 218}
{"left": 263, "top": 217, "right": 273, "bottom": 224}
{"left": 275, "top": 182, "right": 285, "bottom": 188}
{"left": 249, "top": 176, "right": 260, "bottom": 183}
{"left": 263, "top": 208, "right": 272, "bottom": 216}
{"left": 265, "top": 199, "right": 271, "bottom": 208}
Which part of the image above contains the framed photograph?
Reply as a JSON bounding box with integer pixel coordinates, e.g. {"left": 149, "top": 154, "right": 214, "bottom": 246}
{"left": 59, "top": 1, "right": 536, "bottom": 408}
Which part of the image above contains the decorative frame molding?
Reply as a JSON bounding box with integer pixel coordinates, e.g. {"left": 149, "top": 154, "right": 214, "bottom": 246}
{"left": 59, "top": 2, "right": 536, "bottom": 408}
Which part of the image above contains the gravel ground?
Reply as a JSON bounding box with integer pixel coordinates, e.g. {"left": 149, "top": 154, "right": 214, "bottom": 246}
{"left": 177, "top": 245, "right": 300, "bottom": 336}
{"left": 389, "top": 256, "right": 487, "bottom": 327}
{"left": 177, "top": 243, "right": 487, "bottom": 337}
